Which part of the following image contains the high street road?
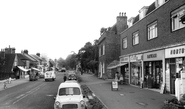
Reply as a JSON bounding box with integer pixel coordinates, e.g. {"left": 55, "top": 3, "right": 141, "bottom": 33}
{"left": 0, "top": 72, "right": 64, "bottom": 109}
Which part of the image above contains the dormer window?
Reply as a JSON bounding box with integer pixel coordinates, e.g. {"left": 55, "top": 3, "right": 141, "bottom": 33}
{"left": 139, "top": 6, "right": 149, "bottom": 20}
{"left": 155, "top": 0, "right": 168, "bottom": 8}
{"left": 128, "top": 17, "right": 135, "bottom": 27}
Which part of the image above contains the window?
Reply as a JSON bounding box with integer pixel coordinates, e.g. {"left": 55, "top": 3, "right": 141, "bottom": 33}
{"left": 103, "top": 44, "right": 105, "bottom": 55}
{"left": 133, "top": 31, "right": 139, "bottom": 45}
{"left": 122, "top": 37, "right": 127, "bottom": 49}
{"left": 148, "top": 21, "right": 157, "bottom": 40}
{"left": 171, "top": 5, "right": 185, "bottom": 31}
{"left": 59, "top": 87, "right": 80, "bottom": 96}
{"left": 99, "top": 47, "right": 101, "bottom": 57}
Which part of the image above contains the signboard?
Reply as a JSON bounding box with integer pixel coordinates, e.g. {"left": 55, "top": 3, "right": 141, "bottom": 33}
{"left": 160, "top": 84, "right": 165, "bottom": 94}
{"left": 130, "top": 54, "right": 143, "bottom": 62}
{"left": 143, "top": 50, "right": 164, "bottom": 61}
{"left": 111, "top": 81, "right": 118, "bottom": 91}
{"left": 120, "top": 56, "right": 129, "bottom": 63}
{"left": 165, "top": 45, "right": 185, "bottom": 58}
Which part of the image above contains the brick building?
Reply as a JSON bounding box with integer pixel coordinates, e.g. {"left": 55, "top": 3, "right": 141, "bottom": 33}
{"left": 119, "top": 0, "right": 185, "bottom": 94}
{"left": 98, "top": 13, "right": 127, "bottom": 78}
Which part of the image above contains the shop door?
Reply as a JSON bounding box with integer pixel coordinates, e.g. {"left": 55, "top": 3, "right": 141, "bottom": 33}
{"left": 170, "top": 64, "right": 176, "bottom": 94}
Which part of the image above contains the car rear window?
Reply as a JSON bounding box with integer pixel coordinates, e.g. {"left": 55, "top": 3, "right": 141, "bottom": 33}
{"left": 59, "top": 87, "right": 80, "bottom": 96}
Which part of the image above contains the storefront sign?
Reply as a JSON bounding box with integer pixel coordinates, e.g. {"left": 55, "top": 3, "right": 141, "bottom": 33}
{"left": 130, "top": 54, "right": 143, "bottom": 62}
{"left": 120, "top": 56, "right": 129, "bottom": 63}
{"left": 143, "top": 50, "right": 164, "bottom": 61}
{"left": 165, "top": 45, "right": 185, "bottom": 58}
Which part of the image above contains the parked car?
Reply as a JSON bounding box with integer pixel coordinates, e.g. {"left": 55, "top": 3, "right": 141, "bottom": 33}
{"left": 44, "top": 71, "right": 56, "bottom": 81}
{"left": 54, "top": 81, "right": 86, "bottom": 109}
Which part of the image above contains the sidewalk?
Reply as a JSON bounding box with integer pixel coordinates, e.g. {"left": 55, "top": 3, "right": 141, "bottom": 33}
{"left": 80, "top": 73, "right": 174, "bottom": 109}
{"left": 0, "top": 77, "right": 29, "bottom": 91}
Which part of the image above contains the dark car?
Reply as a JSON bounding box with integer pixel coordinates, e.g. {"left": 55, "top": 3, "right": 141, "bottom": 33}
{"left": 68, "top": 74, "right": 77, "bottom": 80}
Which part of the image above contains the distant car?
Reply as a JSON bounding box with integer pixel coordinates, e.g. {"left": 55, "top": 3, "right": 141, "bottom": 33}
{"left": 54, "top": 81, "right": 86, "bottom": 109}
{"left": 39, "top": 72, "right": 44, "bottom": 78}
{"left": 44, "top": 71, "right": 56, "bottom": 81}
{"left": 61, "top": 68, "right": 66, "bottom": 72}
{"left": 68, "top": 74, "right": 77, "bottom": 81}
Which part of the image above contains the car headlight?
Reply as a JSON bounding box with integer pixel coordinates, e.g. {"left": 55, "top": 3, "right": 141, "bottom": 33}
{"left": 80, "top": 100, "right": 85, "bottom": 107}
{"left": 55, "top": 101, "right": 60, "bottom": 106}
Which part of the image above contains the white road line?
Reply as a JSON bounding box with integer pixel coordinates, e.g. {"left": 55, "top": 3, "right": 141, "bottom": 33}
{"left": 16, "top": 94, "right": 25, "bottom": 99}
{"left": 13, "top": 83, "right": 43, "bottom": 104}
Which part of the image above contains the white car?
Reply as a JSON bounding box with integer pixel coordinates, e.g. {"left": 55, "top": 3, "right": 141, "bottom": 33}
{"left": 44, "top": 71, "right": 56, "bottom": 81}
{"left": 54, "top": 81, "right": 86, "bottom": 109}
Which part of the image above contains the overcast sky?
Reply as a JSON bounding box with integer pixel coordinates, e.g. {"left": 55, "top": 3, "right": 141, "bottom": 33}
{"left": 0, "top": 0, "right": 155, "bottom": 60}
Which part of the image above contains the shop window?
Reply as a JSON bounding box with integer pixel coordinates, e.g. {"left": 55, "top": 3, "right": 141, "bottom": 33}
{"left": 171, "top": 5, "right": 185, "bottom": 31}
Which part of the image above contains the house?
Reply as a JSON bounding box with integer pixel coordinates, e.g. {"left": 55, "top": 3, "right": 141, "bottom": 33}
{"left": 98, "top": 13, "right": 128, "bottom": 79}
{"left": 119, "top": 0, "right": 185, "bottom": 94}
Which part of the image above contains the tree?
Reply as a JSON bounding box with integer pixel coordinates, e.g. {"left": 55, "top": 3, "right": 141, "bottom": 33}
{"left": 77, "top": 40, "right": 99, "bottom": 74}
{"left": 57, "top": 57, "right": 66, "bottom": 69}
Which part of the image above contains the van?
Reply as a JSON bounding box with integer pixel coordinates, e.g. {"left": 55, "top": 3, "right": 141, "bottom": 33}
{"left": 44, "top": 71, "right": 56, "bottom": 81}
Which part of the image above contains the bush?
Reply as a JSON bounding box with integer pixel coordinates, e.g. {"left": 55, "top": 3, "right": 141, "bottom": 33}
{"left": 162, "top": 97, "right": 185, "bottom": 109}
{"left": 81, "top": 85, "right": 105, "bottom": 109}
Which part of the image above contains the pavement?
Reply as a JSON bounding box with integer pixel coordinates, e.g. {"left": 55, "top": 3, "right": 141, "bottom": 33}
{"left": 0, "top": 77, "right": 29, "bottom": 91}
{"left": 80, "top": 73, "right": 175, "bottom": 109}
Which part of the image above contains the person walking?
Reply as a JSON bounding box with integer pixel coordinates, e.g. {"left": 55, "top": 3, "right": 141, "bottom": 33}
{"left": 63, "top": 74, "right": 67, "bottom": 82}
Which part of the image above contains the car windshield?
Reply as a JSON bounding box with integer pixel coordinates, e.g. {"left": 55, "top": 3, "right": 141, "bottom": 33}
{"left": 59, "top": 87, "right": 80, "bottom": 96}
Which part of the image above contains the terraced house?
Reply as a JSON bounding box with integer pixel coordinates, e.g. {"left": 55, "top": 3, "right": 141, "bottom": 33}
{"left": 98, "top": 13, "right": 127, "bottom": 79}
{"left": 119, "top": 0, "right": 185, "bottom": 94}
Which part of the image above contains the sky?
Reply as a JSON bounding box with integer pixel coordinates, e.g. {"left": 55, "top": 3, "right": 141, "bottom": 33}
{"left": 0, "top": 0, "right": 155, "bottom": 60}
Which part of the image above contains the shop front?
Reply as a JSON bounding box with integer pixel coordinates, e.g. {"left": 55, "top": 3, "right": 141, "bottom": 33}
{"left": 120, "top": 56, "right": 129, "bottom": 84}
{"left": 143, "top": 50, "right": 164, "bottom": 89}
{"left": 130, "top": 54, "right": 143, "bottom": 86}
{"left": 165, "top": 45, "right": 185, "bottom": 94}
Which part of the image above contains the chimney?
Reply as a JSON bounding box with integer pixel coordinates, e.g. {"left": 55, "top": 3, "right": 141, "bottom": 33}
{"left": 36, "top": 53, "right": 40, "bottom": 57}
{"left": 139, "top": 6, "right": 149, "bottom": 20}
{"left": 116, "top": 12, "right": 128, "bottom": 34}
{"left": 24, "top": 50, "right": 28, "bottom": 54}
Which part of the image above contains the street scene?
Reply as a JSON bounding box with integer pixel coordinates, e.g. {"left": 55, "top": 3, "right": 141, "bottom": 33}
{"left": 1, "top": 0, "right": 185, "bottom": 109}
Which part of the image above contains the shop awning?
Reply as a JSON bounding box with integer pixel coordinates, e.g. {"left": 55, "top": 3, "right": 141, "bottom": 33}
{"left": 17, "top": 66, "right": 29, "bottom": 72}
{"left": 117, "top": 62, "right": 128, "bottom": 67}
{"left": 107, "top": 60, "right": 120, "bottom": 70}
{"left": 32, "top": 67, "right": 40, "bottom": 72}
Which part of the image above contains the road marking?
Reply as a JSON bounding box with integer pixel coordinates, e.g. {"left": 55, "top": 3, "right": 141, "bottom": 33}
{"left": 120, "top": 93, "right": 124, "bottom": 96}
{"left": 12, "top": 83, "right": 43, "bottom": 104}
{"left": 16, "top": 94, "right": 25, "bottom": 99}
{"left": 46, "top": 94, "right": 54, "bottom": 97}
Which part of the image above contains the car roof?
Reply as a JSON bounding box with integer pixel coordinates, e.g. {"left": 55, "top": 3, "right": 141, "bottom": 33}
{"left": 58, "top": 81, "right": 80, "bottom": 88}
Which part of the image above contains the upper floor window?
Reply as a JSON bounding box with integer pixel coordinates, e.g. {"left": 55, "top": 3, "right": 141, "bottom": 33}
{"left": 99, "top": 47, "right": 101, "bottom": 57}
{"left": 171, "top": 5, "right": 185, "bottom": 31}
{"left": 122, "top": 37, "right": 127, "bottom": 49}
{"left": 133, "top": 31, "right": 139, "bottom": 45}
{"left": 148, "top": 21, "right": 157, "bottom": 40}
{"left": 103, "top": 44, "right": 105, "bottom": 55}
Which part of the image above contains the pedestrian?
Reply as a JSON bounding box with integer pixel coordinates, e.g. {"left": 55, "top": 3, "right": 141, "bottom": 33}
{"left": 4, "top": 81, "right": 7, "bottom": 89}
{"left": 63, "top": 74, "right": 67, "bottom": 82}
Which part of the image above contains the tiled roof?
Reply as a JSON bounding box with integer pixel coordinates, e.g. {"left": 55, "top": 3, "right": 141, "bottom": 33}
{"left": 0, "top": 53, "right": 15, "bottom": 73}
{"left": 146, "top": 2, "right": 156, "bottom": 15}
{"left": 30, "top": 54, "right": 42, "bottom": 62}
{"left": 23, "top": 54, "right": 37, "bottom": 62}
{"left": 133, "top": 14, "right": 139, "bottom": 24}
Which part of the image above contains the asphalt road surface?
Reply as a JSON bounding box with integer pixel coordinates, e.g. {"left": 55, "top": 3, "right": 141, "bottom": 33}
{"left": 0, "top": 72, "right": 65, "bottom": 109}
